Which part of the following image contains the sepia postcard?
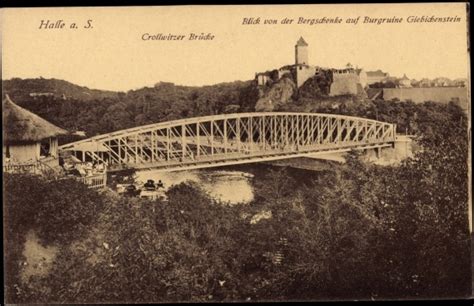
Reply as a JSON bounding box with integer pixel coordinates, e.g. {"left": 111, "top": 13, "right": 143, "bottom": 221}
{"left": 2, "top": 3, "right": 471, "bottom": 303}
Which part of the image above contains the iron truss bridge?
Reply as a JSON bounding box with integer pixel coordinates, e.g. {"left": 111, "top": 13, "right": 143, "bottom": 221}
{"left": 59, "top": 112, "right": 397, "bottom": 172}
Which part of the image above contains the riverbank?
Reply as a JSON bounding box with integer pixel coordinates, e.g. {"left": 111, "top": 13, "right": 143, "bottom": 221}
{"left": 104, "top": 158, "right": 332, "bottom": 205}
{"left": 264, "top": 157, "right": 337, "bottom": 172}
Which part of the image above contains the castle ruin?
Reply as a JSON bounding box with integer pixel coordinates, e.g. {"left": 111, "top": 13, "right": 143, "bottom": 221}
{"left": 256, "top": 37, "right": 367, "bottom": 96}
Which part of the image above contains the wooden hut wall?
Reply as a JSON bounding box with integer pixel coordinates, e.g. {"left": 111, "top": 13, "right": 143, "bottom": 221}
{"left": 7, "top": 143, "right": 40, "bottom": 162}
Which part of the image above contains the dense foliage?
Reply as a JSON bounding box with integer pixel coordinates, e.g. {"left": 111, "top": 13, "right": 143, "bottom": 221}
{"left": 297, "top": 70, "right": 333, "bottom": 99}
{"left": 5, "top": 78, "right": 464, "bottom": 139}
{"left": 287, "top": 98, "right": 465, "bottom": 136}
{"left": 3, "top": 77, "right": 470, "bottom": 302}
{"left": 3, "top": 79, "right": 260, "bottom": 139}
{"left": 4, "top": 101, "right": 470, "bottom": 303}
{"left": 4, "top": 176, "right": 102, "bottom": 302}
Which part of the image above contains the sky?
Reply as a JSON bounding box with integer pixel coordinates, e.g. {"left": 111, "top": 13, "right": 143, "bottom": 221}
{"left": 1, "top": 3, "right": 469, "bottom": 92}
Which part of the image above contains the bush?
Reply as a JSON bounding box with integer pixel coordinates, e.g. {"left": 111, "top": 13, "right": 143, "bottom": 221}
{"left": 4, "top": 174, "right": 102, "bottom": 245}
{"left": 4, "top": 102, "right": 470, "bottom": 303}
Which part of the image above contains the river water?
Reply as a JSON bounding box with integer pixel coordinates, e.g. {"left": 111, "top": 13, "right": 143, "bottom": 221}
{"left": 134, "top": 162, "right": 324, "bottom": 205}
{"left": 135, "top": 168, "right": 255, "bottom": 204}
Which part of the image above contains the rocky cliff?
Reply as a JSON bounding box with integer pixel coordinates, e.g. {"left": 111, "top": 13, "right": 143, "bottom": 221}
{"left": 255, "top": 77, "right": 297, "bottom": 111}
{"left": 255, "top": 69, "right": 368, "bottom": 112}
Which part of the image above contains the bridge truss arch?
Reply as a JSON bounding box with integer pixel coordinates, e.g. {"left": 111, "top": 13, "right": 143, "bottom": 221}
{"left": 59, "top": 112, "right": 396, "bottom": 172}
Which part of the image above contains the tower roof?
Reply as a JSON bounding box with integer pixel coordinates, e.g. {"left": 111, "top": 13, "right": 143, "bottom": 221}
{"left": 296, "top": 37, "right": 308, "bottom": 47}
{"left": 3, "top": 94, "right": 67, "bottom": 143}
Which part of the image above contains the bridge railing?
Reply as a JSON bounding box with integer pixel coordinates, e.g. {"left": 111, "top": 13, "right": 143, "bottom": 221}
{"left": 3, "top": 156, "right": 61, "bottom": 176}
{"left": 75, "top": 172, "right": 107, "bottom": 189}
{"left": 3, "top": 161, "right": 44, "bottom": 174}
{"left": 4, "top": 156, "right": 108, "bottom": 189}
{"left": 59, "top": 112, "right": 397, "bottom": 170}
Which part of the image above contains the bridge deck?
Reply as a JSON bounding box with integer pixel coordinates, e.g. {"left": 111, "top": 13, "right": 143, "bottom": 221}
{"left": 107, "top": 141, "right": 393, "bottom": 172}
{"left": 59, "top": 112, "right": 397, "bottom": 172}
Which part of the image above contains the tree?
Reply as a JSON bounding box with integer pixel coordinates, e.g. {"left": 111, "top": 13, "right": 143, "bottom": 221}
{"left": 4, "top": 174, "right": 103, "bottom": 303}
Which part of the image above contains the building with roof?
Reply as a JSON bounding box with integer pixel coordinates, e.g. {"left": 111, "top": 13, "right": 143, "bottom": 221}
{"left": 399, "top": 74, "right": 412, "bottom": 88}
{"left": 433, "top": 77, "right": 451, "bottom": 87}
{"left": 366, "top": 70, "right": 390, "bottom": 85}
{"left": 453, "top": 78, "right": 467, "bottom": 87}
{"left": 3, "top": 95, "right": 67, "bottom": 173}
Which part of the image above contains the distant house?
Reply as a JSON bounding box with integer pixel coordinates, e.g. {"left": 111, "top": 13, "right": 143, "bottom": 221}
{"left": 419, "top": 78, "right": 433, "bottom": 87}
{"left": 366, "top": 70, "right": 390, "bottom": 85}
{"left": 3, "top": 95, "right": 67, "bottom": 174}
{"left": 433, "top": 77, "right": 452, "bottom": 87}
{"left": 399, "top": 74, "right": 412, "bottom": 88}
{"left": 453, "top": 78, "right": 467, "bottom": 87}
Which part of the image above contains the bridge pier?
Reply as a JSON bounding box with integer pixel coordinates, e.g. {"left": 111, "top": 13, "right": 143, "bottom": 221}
{"left": 366, "top": 135, "right": 414, "bottom": 165}
{"left": 375, "top": 147, "right": 382, "bottom": 159}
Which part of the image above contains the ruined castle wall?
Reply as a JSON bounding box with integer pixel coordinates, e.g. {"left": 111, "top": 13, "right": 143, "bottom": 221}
{"left": 329, "top": 72, "right": 359, "bottom": 96}
{"left": 383, "top": 87, "right": 468, "bottom": 111}
{"left": 296, "top": 66, "right": 316, "bottom": 87}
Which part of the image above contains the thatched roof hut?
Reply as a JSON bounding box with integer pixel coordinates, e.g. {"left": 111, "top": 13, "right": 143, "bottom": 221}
{"left": 3, "top": 94, "right": 67, "bottom": 144}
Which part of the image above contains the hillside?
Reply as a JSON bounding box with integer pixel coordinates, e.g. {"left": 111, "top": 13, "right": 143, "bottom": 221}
{"left": 2, "top": 78, "right": 260, "bottom": 138}
{"left": 4, "top": 76, "right": 459, "bottom": 142}
{"left": 2, "top": 78, "right": 120, "bottom": 101}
